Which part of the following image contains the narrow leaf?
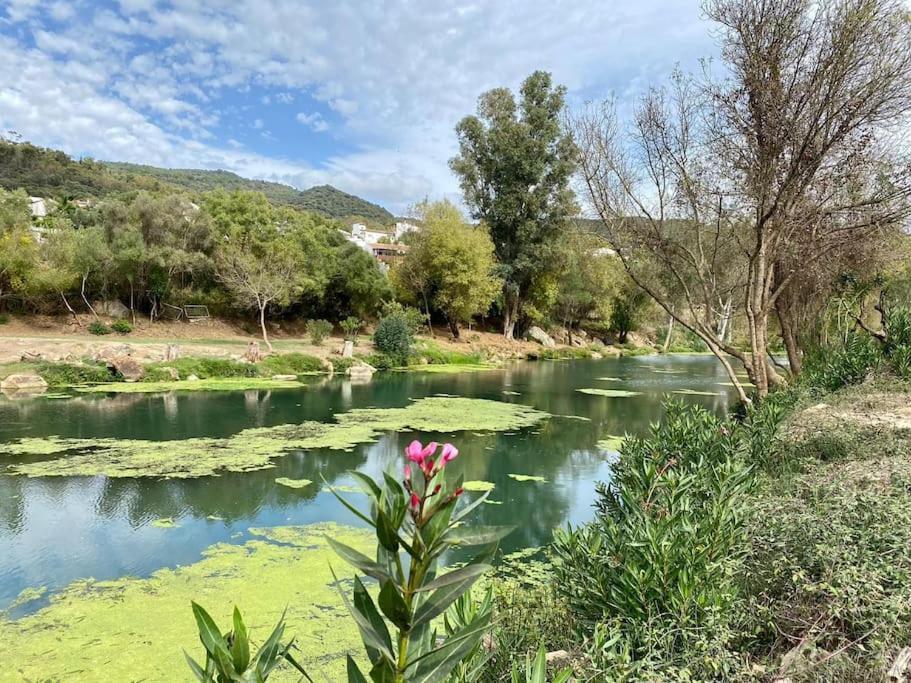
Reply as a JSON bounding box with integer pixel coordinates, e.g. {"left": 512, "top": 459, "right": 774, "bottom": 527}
{"left": 378, "top": 579, "right": 411, "bottom": 631}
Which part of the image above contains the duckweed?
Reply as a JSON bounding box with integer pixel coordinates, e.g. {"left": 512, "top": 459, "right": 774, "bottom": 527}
{"left": 507, "top": 473, "right": 547, "bottom": 483}
{"left": 577, "top": 388, "right": 642, "bottom": 398}
{"left": 78, "top": 377, "right": 309, "bottom": 393}
{"left": 0, "top": 523, "right": 370, "bottom": 681}
{"left": 462, "top": 480, "right": 496, "bottom": 492}
{"left": 275, "top": 477, "right": 314, "bottom": 489}
{"left": 0, "top": 397, "right": 550, "bottom": 479}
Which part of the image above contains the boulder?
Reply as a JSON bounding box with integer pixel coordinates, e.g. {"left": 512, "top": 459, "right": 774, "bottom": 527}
{"left": 243, "top": 341, "right": 263, "bottom": 363}
{"left": 109, "top": 355, "right": 144, "bottom": 382}
{"left": 526, "top": 326, "right": 556, "bottom": 348}
{"left": 93, "top": 344, "right": 133, "bottom": 363}
{"left": 1, "top": 373, "right": 48, "bottom": 393}
{"left": 95, "top": 300, "right": 130, "bottom": 319}
{"left": 347, "top": 363, "right": 375, "bottom": 382}
{"left": 187, "top": 374, "right": 200, "bottom": 381}
{"left": 20, "top": 351, "right": 44, "bottom": 362}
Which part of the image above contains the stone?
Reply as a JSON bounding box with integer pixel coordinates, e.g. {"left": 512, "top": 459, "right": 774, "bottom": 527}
{"left": 187, "top": 374, "right": 200, "bottom": 381}
{"left": 20, "top": 351, "right": 44, "bottom": 362}
{"left": 243, "top": 342, "right": 263, "bottom": 363}
{"left": 545, "top": 650, "right": 570, "bottom": 666}
{"left": 92, "top": 300, "right": 130, "bottom": 319}
{"left": 341, "top": 340, "right": 354, "bottom": 358}
{"left": 92, "top": 344, "right": 132, "bottom": 363}
{"left": 270, "top": 374, "right": 298, "bottom": 381}
{"left": 109, "top": 355, "right": 144, "bottom": 382}
{"left": 165, "top": 344, "right": 181, "bottom": 362}
{"left": 526, "top": 326, "right": 556, "bottom": 348}
{"left": 1, "top": 373, "right": 48, "bottom": 392}
{"left": 347, "top": 363, "right": 375, "bottom": 382}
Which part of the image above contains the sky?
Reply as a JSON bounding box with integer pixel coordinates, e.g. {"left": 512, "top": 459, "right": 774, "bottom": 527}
{"left": 0, "top": 0, "right": 716, "bottom": 213}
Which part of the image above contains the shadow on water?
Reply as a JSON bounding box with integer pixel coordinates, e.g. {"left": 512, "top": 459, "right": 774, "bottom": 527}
{"left": 0, "top": 355, "right": 736, "bottom": 609}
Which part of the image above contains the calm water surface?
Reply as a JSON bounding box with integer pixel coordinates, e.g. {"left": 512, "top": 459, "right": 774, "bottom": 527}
{"left": 0, "top": 355, "right": 736, "bottom": 612}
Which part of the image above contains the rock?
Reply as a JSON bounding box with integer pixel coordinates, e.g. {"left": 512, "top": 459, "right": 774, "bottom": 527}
{"left": 545, "top": 650, "right": 570, "bottom": 666}
{"left": 571, "top": 336, "right": 585, "bottom": 347}
{"left": 94, "top": 300, "right": 130, "bottom": 319}
{"left": 1, "top": 373, "right": 48, "bottom": 393}
{"left": 526, "top": 326, "right": 556, "bottom": 348}
{"left": 187, "top": 374, "right": 200, "bottom": 381}
{"left": 347, "top": 363, "right": 375, "bottom": 382}
{"left": 92, "top": 344, "right": 133, "bottom": 363}
{"left": 341, "top": 340, "right": 354, "bottom": 358}
{"left": 243, "top": 341, "right": 263, "bottom": 363}
{"left": 591, "top": 351, "right": 603, "bottom": 359}
{"left": 109, "top": 355, "right": 144, "bottom": 382}
{"left": 165, "top": 344, "right": 181, "bottom": 361}
{"left": 20, "top": 351, "right": 44, "bottom": 362}
{"left": 270, "top": 374, "right": 298, "bottom": 381}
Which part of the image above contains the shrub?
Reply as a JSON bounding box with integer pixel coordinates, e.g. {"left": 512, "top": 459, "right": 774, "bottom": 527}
{"left": 414, "top": 340, "right": 485, "bottom": 365}
{"left": 329, "top": 356, "right": 356, "bottom": 374}
{"left": 802, "top": 332, "right": 881, "bottom": 392}
{"left": 185, "top": 603, "right": 307, "bottom": 681}
{"left": 552, "top": 402, "right": 752, "bottom": 679}
{"left": 883, "top": 305, "right": 911, "bottom": 380}
{"left": 340, "top": 316, "right": 362, "bottom": 341}
{"left": 88, "top": 321, "right": 111, "bottom": 336}
{"left": 257, "top": 352, "right": 323, "bottom": 375}
{"left": 148, "top": 357, "right": 258, "bottom": 380}
{"left": 527, "top": 347, "right": 593, "bottom": 361}
{"left": 373, "top": 314, "right": 413, "bottom": 366}
{"left": 0, "top": 313, "right": 9, "bottom": 325}
{"left": 110, "top": 320, "right": 132, "bottom": 334}
{"left": 327, "top": 440, "right": 509, "bottom": 681}
{"left": 381, "top": 301, "right": 425, "bottom": 334}
{"left": 306, "top": 319, "right": 332, "bottom": 346}
{"left": 36, "top": 361, "right": 113, "bottom": 386}
{"left": 360, "top": 352, "right": 396, "bottom": 370}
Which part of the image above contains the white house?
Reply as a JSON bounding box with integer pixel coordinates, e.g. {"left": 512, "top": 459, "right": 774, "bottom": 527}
{"left": 394, "top": 221, "right": 420, "bottom": 241}
{"left": 351, "top": 222, "right": 395, "bottom": 244}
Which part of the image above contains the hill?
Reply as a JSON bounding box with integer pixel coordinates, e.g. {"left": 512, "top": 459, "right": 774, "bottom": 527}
{"left": 0, "top": 140, "right": 394, "bottom": 224}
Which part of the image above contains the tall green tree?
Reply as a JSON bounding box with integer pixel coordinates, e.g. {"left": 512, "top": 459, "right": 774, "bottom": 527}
{"left": 450, "top": 71, "right": 577, "bottom": 339}
{"left": 0, "top": 188, "right": 39, "bottom": 307}
{"left": 392, "top": 200, "right": 500, "bottom": 338}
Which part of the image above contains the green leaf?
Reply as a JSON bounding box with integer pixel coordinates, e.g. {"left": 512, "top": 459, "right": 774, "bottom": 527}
{"left": 323, "top": 478, "right": 376, "bottom": 528}
{"left": 346, "top": 655, "right": 369, "bottom": 683}
{"left": 414, "top": 562, "right": 492, "bottom": 593}
{"left": 255, "top": 611, "right": 288, "bottom": 674}
{"left": 325, "top": 537, "right": 393, "bottom": 584}
{"left": 349, "top": 470, "right": 383, "bottom": 500}
{"left": 190, "top": 602, "right": 234, "bottom": 674}
{"left": 230, "top": 606, "right": 251, "bottom": 672}
{"left": 378, "top": 579, "right": 411, "bottom": 631}
{"left": 375, "top": 507, "right": 400, "bottom": 553}
{"left": 408, "top": 611, "right": 492, "bottom": 682}
{"left": 349, "top": 575, "right": 395, "bottom": 663}
{"left": 183, "top": 651, "right": 210, "bottom": 682}
{"left": 412, "top": 567, "right": 487, "bottom": 628}
{"left": 451, "top": 489, "right": 491, "bottom": 524}
{"left": 445, "top": 525, "right": 514, "bottom": 547}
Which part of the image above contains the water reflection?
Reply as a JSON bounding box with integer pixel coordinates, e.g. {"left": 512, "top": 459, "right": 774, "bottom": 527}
{"left": 0, "top": 355, "right": 736, "bottom": 608}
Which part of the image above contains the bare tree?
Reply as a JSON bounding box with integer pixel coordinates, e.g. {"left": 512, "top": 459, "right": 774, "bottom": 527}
{"left": 574, "top": 0, "right": 911, "bottom": 401}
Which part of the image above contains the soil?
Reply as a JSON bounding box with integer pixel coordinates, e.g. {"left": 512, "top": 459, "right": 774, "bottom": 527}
{"left": 0, "top": 314, "right": 545, "bottom": 368}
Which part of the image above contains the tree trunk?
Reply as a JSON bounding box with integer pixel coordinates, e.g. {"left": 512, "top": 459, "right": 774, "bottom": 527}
{"left": 776, "top": 300, "right": 802, "bottom": 376}
{"left": 421, "top": 290, "right": 434, "bottom": 338}
{"left": 259, "top": 301, "right": 272, "bottom": 351}
{"left": 129, "top": 281, "right": 136, "bottom": 325}
{"left": 81, "top": 274, "right": 98, "bottom": 319}
{"left": 503, "top": 291, "right": 519, "bottom": 341}
{"left": 662, "top": 313, "right": 675, "bottom": 353}
{"left": 448, "top": 318, "right": 460, "bottom": 339}
{"left": 60, "top": 291, "right": 80, "bottom": 326}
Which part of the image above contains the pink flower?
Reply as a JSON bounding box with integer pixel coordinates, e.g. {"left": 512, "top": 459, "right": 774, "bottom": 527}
{"left": 405, "top": 440, "right": 438, "bottom": 463}
{"left": 410, "top": 493, "right": 420, "bottom": 509}
{"left": 441, "top": 444, "right": 459, "bottom": 463}
{"left": 404, "top": 464, "right": 411, "bottom": 480}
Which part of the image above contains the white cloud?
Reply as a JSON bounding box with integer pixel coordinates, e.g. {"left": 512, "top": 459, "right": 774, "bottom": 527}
{"left": 295, "top": 111, "right": 328, "bottom": 132}
{"left": 0, "top": 0, "right": 714, "bottom": 212}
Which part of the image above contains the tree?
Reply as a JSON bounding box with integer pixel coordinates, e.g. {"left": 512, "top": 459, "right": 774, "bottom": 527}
{"left": 450, "top": 71, "right": 577, "bottom": 339}
{"left": 0, "top": 188, "right": 39, "bottom": 307}
{"left": 207, "top": 191, "right": 314, "bottom": 349}
{"left": 574, "top": 0, "right": 911, "bottom": 402}
{"left": 391, "top": 200, "right": 501, "bottom": 338}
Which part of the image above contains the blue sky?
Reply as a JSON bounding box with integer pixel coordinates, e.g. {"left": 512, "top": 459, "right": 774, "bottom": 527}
{"left": 0, "top": 0, "right": 715, "bottom": 212}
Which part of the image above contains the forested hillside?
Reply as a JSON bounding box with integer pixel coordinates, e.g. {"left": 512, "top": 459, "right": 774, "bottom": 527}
{"left": 0, "top": 140, "right": 394, "bottom": 223}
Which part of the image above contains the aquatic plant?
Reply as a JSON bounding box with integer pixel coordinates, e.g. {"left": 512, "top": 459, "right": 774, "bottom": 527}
{"left": 185, "top": 603, "right": 309, "bottom": 682}
{"left": 576, "top": 388, "right": 641, "bottom": 398}
{"left": 327, "top": 439, "right": 512, "bottom": 681}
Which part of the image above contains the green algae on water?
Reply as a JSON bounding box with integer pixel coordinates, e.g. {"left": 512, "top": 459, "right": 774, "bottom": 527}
{"left": 462, "top": 480, "right": 496, "bottom": 492}
{"left": 577, "top": 388, "right": 642, "bottom": 398}
{"left": 595, "top": 376, "right": 623, "bottom": 382}
{"left": 671, "top": 389, "right": 724, "bottom": 397}
{"left": 397, "top": 363, "right": 495, "bottom": 374}
{"left": 0, "top": 397, "right": 550, "bottom": 479}
{"left": 150, "top": 517, "right": 179, "bottom": 528}
{"left": 0, "top": 523, "right": 371, "bottom": 682}
{"left": 5, "top": 586, "right": 47, "bottom": 613}
{"left": 275, "top": 477, "right": 314, "bottom": 489}
{"left": 78, "top": 377, "right": 309, "bottom": 394}
{"left": 507, "top": 473, "right": 547, "bottom": 483}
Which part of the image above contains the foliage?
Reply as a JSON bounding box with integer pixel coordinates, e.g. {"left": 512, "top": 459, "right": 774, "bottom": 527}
{"left": 511, "top": 646, "right": 572, "bottom": 683}
{"left": 330, "top": 356, "right": 357, "bottom": 374}
{"left": 551, "top": 230, "right": 624, "bottom": 334}
{"left": 313, "top": 237, "right": 391, "bottom": 321}
{"left": 0, "top": 188, "right": 39, "bottom": 303}
{"left": 0, "top": 313, "right": 8, "bottom": 324}
{"left": 608, "top": 284, "right": 650, "bottom": 344}
{"left": 391, "top": 200, "right": 500, "bottom": 336}
{"left": 88, "top": 321, "right": 111, "bottom": 335}
{"left": 144, "top": 357, "right": 259, "bottom": 381}
{"left": 185, "top": 602, "right": 309, "bottom": 682}
{"left": 110, "top": 320, "right": 132, "bottom": 334}
{"left": 883, "top": 305, "right": 911, "bottom": 380}
{"left": 381, "top": 301, "right": 425, "bottom": 335}
{"left": 412, "top": 340, "right": 484, "bottom": 366}
{"left": 258, "top": 352, "right": 324, "bottom": 375}
{"left": 552, "top": 403, "right": 752, "bottom": 680}
{"left": 802, "top": 333, "right": 883, "bottom": 392}
{"left": 373, "top": 314, "right": 414, "bottom": 366}
{"left": 295, "top": 184, "right": 393, "bottom": 222}
{"left": 35, "top": 360, "right": 113, "bottom": 386}
{"left": 341, "top": 316, "right": 362, "bottom": 341}
{"left": 306, "top": 319, "right": 333, "bottom": 346}
{"left": 326, "top": 440, "right": 512, "bottom": 682}
{"left": 526, "top": 347, "right": 593, "bottom": 360}
{"left": 451, "top": 70, "right": 577, "bottom": 338}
